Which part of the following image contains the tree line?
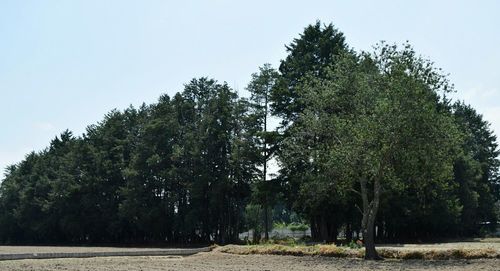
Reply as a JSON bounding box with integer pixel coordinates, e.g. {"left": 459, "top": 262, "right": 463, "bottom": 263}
{"left": 0, "top": 22, "right": 498, "bottom": 258}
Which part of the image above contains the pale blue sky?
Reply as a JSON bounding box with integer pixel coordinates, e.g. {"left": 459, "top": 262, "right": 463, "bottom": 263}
{"left": 1, "top": 0, "right": 499, "bottom": 177}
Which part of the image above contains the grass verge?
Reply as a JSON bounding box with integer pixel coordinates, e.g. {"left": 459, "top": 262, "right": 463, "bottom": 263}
{"left": 219, "top": 244, "right": 500, "bottom": 260}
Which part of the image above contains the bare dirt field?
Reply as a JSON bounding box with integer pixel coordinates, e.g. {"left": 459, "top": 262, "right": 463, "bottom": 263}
{"left": 1, "top": 251, "right": 499, "bottom": 271}
{"left": 0, "top": 245, "right": 174, "bottom": 254}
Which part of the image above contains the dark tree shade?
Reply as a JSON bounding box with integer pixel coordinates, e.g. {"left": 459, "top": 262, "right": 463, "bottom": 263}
{"left": 271, "top": 21, "right": 348, "bottom": 124}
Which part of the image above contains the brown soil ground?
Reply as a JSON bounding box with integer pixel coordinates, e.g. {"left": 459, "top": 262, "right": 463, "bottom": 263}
{"left": 0, "top": 246, "right": 173, "bottom": 254}
{"left": 1, "top": 251, "right": 499, "bottom": 271}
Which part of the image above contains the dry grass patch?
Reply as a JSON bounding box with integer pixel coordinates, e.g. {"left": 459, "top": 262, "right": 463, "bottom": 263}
{"left": 219, "top": 244, "right": 360, "bottom": 258}
{"left": 378, "top": 248, "right": 500, "bottom": 260}
{"left": 220, "top": 244, "right": 499, "bottom": 260}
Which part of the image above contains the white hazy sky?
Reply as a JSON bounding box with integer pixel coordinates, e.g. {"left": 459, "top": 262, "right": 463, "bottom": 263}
{"left": 1, "top": 0, "right": 499, "bottom": 177}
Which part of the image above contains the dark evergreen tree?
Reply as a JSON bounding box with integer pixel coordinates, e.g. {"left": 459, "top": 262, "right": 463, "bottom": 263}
{"left": 246, "top": 64, "right": 280, "bottom": 240}
{"left": 271, "top": 21, "right": 348, "bottom": 123}
{"left": 453, "top": 102, "right": 500, "bottom": 235}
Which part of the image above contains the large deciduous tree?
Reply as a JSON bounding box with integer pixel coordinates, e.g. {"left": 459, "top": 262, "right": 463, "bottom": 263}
{"left": 282, "top": 44, "right": 462, "bottom": 259}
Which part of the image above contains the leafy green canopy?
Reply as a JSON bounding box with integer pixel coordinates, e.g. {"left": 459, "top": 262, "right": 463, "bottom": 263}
{"left": 272, "top": 21, "right": 348, "bottom": 124}
{"left": 280, "top": 43, "right": 468, "bottom": 242}
{"left": 0, "top": 78, "right": 261, "bottom": 244}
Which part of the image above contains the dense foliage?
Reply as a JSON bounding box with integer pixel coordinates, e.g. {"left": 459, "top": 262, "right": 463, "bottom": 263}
{"left": 0, "top": 22, "right": 498, "bottom": 249}
{"left": 0, "top": 79, "right": 260, "bottom": 244}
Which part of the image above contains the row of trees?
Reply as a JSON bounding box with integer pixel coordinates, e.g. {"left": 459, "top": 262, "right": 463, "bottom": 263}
{"left": 1, "top": 21, "right": 499, "bottom": 258}
{"left": 0, "top": 79, "right": 262, "bottom": 244}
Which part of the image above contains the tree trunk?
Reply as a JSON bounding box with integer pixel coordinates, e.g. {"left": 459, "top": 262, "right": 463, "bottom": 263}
{"left": 363, "top": 214, "right": 381, "bottom": 260}
{"left": 320, "top": 216, "right": 329, "bottom": 242}
{"left": 262, "top": 79, "right": 270, "bottom": 242}
{"left": 310, "top": 217, "right": 319, "bottom": 241}
{"left": 252, "top": 229, "right": 260, "bottom": 244}
{"left": 360, "top": 178, "right": 383, "bottom": 260}
{"left": 331, "top": 226, "right": 338, "bottom": 243}
{"left": 264, "top": 202, "right": 269, "bottom": 241}
{"left": 346, "top": 223, "right": 353, "bottom": 242}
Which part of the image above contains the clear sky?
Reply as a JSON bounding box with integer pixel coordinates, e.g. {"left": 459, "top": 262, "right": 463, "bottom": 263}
{"left": 1, "top": 0, "right": 499, "bottom": 177}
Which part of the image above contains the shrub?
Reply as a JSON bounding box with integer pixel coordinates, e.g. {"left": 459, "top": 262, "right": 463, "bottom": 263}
{"left": 273, "top": 222, "right": 288, "bottom": 230}
{"left": 288, "top": 222, "right": 309, "bottom": 232}
{"left": 347, "top": 240, "right": 362, "bottom": 249}
{"left": 263, "top": 236, "right": 299, "bottom": 246}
